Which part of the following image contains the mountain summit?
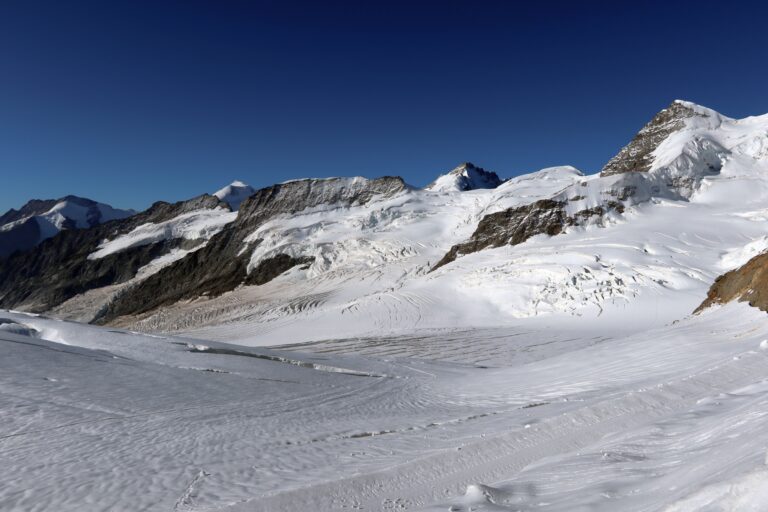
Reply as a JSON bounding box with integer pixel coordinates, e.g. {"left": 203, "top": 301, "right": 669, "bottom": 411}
{"left": 0, "top": 196, "right": 134, "bottom": 259}
{"left": 600, "top": 100, "right": 726, "bottom": 177}
{"left": 426, "top": 162, "right": 503, "bottom": 192}
{"left": 213, "top": 180, "right": 255, "bottom": 210}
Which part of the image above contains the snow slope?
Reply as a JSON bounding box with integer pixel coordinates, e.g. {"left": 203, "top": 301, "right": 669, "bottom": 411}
{"left": 0, "top": 196, "right": 134, "bottom": 258}
{"left": 3, "top": 302, "right": 768, "bottom": 511}
{"left": 100, "top": 101, "right": 768, "bottom": 346}
{"left": 88, "top": 207, "right": 236, "bottom": 260}
{"left": 6, "top": 101, "right": 768, "bottom": 511}
{"left": 214, "top": 180, "right": 255, "bottom": 210}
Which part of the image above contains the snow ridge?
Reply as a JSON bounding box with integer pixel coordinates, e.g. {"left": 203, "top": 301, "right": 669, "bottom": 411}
{"left": 214, "top": 180, "right": 255, "bottom": 210}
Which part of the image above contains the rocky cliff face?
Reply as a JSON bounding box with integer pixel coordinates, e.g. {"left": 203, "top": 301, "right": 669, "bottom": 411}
{"left": 696, "top": 252, "right": 768, "bottom": 313}
{"left": 96, "top": 176, "right": 408, "bottom": 323}
{"left": 600, "top": 101, "right": 703, "bottom": 177}
{"left": 426, "top": 162, "right": 503, "bottom": 192}
{"left": 0, "top": 194, "right": 226, "bottom": 312}
{"left": 431, "top": 198, "right": 624, "bottom": 270}
{"left": 432, "top": 200, "right": 567, "bottom": 270}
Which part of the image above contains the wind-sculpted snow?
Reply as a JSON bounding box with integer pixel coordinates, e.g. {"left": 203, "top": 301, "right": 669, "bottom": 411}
{"left": 4, "top": 303, "right": 768, "bottom": 511}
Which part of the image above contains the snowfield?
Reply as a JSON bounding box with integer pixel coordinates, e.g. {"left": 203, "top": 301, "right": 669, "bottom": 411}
{"left": 6, "top": 101, "right": 768, "bottom": 511}
{"left": 3, "top": 304, "right": 768, "bottom": 511}
{"left": 88, "top": 207, "right": 236, "bottom": 260}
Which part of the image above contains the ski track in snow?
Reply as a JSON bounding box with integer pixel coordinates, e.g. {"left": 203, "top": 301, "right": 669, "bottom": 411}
{"left": 4, "top": 305, "right": 768, "bottom": 511}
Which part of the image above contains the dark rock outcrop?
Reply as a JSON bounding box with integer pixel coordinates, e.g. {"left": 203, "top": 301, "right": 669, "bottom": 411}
{"left": 244, "top": 254, "right": 315, "bottom": 286}
{"left": 0, "top": 194, "right": 226, "bottom": 312}
{"left": 600, "top": 101, "right": 702, "bottom": 177}
{"left": 426, "top": 162, "right": 503, "bottom": 191}
{"left": 432, "top": 199, "right": 625, "bottom": 271}
{"left": 432, "top": 199, "right": 568, "bottom": 270}
{"left": 0, "top": 217, "right": 42, "bottom": 259}
{"left": 695, "top": 252, "right": 768, "bottom": 314}
{"left": 96, "top": 177, "right": 407, "bottom": 323}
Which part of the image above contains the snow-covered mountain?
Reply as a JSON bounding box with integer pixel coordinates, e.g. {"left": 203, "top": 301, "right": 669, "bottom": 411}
{"left": 3, "top": 100, "right": 768, "bottom": 341}
{"left": 8, "top": 101, "right": 768, "bottom": 511}
{"left": 0, "top": 195, "right": 134, "bottom": 258}
{"left": 214, "top": 180, "right": 256, "bottom": 210}
{"left": 426, "top": 161, "right": 503, "bottom": 191}
{"left": 0, "top": 192, "right": 233, "bottom": 317}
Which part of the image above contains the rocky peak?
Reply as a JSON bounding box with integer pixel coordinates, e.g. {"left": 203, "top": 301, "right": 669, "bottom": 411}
{"left": 92, "top": 176, "right": 409, "bottom": 323}
{"left": 0, "top": 199, "right": 60, "bottom": 226}
{"left": 600, "top": 101, "right": 721, "bottom": 177}
{"left": 238, "top": 176, "right": 407, "bottom": 228}
{"left": 426, "top": 162, "right": 503, "bottom": 192}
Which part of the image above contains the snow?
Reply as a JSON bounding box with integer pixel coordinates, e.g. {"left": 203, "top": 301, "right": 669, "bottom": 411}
{"left": 0, "top": 197, "right": 134, "bottom": 243}
{"left": 88, "top": 207, "right": 236, "bottom": 260}
{"left": 214, "top": 180, "right": 255, "bottom": 210}
{"left": 426, "top": 162, "right": 503, "bottom": 192}
{"left": 8, "top": 101, "right": 768, "bottom": 510}
{"left": 4, "top": 303, "right": 768, "bottom": 511}
{"left": 102, "top": 102, "right": 768, "bottom": 346}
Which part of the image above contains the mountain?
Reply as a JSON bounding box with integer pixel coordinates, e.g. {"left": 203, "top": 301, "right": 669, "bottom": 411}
{"left": 0, "top": 193, "right": 232, "bottom": 318}
{"left": 426, "top": 162, "right": 503, "bottom": 191}
{"left": 3, "top": 101, "right": 768, "bottom": 342}
{"left": 8, "top": 101, "right": 768, "bottom": 512}
{"left": 214, "top": 180, "right": 255, "bottom": 210}
{"left": 0, "top": 196, "right": 134, "bottom": 258}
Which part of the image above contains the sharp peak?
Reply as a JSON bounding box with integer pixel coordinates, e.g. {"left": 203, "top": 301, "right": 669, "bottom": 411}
{"left": 666, "top": 99, "right": 726, "bottom": 119}
{"left": 446, "top": 162, "right": 501, "bottom": 178}
{"left": 451, "top": 161, "right": 483, "bottom": 171}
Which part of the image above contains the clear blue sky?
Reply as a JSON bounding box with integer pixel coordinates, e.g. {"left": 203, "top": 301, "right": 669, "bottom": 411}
{"left": 1, "top": 0, "right": 767, "bottom": 212}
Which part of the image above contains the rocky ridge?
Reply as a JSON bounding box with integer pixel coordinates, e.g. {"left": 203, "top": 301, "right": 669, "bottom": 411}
{"left": 0, "top": 194, "right": 227, "bottom": 312}
{"left": 95, "top": 176, "right": 408, "bottom": 323}
{"left": 426, "top": 162, "right": 503, "bottom": 192}
{"left": 0, "top": 195, "right": 134, "bottom": 258}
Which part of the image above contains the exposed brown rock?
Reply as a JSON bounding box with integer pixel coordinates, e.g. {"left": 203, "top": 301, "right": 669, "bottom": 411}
{"left": 695, "top": 252, "right": 768, "bottom": 313}
{"left": 431, "top": 199, "right": 626, "bottom": 271}
{"left": 431, "top": 199, "right": 568, "bottom": 270}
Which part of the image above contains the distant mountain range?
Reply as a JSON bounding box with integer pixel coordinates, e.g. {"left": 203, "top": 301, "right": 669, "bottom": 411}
{"left": 2, "top": 100, "right": 768, "bottom": 343}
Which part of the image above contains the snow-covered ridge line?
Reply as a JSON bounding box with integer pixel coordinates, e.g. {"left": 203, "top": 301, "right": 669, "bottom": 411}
{"left": 0, "top": 195, "right": 135, "bottom": 258}
{"left": 88, "top": 207, "right": 236, "bottom": 260}
{"left": 214, "top": 180, "right": 255, "bottom": 210}
{"left": 426, "top": 162, "right": 503, "bottom": 192}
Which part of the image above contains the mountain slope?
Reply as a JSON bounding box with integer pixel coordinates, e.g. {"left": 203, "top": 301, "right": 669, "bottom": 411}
{"left": 426, "top": 162, "right": 503, "bottom": 192}
{"left": 96, "top": 176, "right": 409, "bottom": 322}
{"left": 4, "top": 101, "right": 768, "bottom": 343}
{"left": 104, "top": 100, "right": 768, "bottom": 343}
{"left": 0, "top": 194, "right": 231, "bottom": 316}
{"left": 0, "top": 196, "right": 134, "bottom": 258}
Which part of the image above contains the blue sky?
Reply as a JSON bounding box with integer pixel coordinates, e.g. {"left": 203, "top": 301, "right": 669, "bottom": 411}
{"left": 1, "top": 0, "right": 767, "bottom": 212}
